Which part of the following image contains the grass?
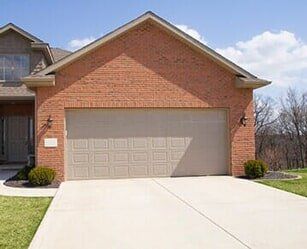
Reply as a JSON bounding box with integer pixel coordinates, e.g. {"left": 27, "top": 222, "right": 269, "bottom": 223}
{"left": 257, "top": 168, "right": 307, "bottom": 197}
{"left": 0, "top": 196, "right": 52, "bottom": 249}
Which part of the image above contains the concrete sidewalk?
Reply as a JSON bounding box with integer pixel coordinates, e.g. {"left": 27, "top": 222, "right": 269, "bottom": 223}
{"left": 30, "top": 176, "right": 307, "bottom": 249}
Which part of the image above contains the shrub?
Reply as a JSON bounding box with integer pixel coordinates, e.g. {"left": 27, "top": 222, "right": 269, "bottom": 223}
{"left": 28, "top": 166, "right": 56, "bottom": 186}
{"left": 244, "top": 160, "right": 268, "bottom": 179}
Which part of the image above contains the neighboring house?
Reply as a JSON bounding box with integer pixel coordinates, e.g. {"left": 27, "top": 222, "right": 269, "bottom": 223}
{"left": 0, "top": 23, "right": 71, "bottom": 164}
{"left": 5, "top": 12, "right": 270, "bottom": 181}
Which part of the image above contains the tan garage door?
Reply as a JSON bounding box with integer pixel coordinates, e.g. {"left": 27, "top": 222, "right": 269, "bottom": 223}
{"left": 65, "top": 109, "right": 228, "bottom": 180}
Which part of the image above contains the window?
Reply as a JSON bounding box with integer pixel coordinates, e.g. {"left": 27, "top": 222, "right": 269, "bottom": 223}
{"left": 0, "top": 54, "right": 30, "bottom": 81}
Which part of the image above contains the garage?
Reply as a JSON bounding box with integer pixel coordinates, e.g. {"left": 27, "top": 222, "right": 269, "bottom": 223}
{"left": 65, "top": 109, "right": 229, "bottom": 180}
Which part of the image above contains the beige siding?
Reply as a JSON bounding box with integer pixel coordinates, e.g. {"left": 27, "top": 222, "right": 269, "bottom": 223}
{"left": 0, "top": 30, "right": 48, "bottom": 98}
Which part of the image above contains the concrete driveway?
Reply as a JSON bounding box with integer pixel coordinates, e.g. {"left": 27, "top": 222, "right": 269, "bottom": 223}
{"left": 30, "top": 176, "right": 307, "bottom": 249}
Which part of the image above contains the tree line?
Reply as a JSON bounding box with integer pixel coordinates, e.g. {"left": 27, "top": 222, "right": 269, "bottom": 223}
{"left": 254, "top": 88, "right": 306, "bottom": 170}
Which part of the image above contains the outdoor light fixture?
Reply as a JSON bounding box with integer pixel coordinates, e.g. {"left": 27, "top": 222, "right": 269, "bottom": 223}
{"left": 240, "top": 115, "right": 248, "bottom": 127}
{"left": 47, "top": 115, "right": 53, "bottom": 128}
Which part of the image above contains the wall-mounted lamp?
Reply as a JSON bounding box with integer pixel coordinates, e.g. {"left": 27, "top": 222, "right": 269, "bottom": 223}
{"left": 46, "top": 115, "right": 53, "bottom": 128}
{"left": 240, "top": 115, "right": 248, "bottom": 127}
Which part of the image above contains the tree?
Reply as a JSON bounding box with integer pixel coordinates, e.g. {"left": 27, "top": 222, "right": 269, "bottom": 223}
{"left": 279, "top": 88, "right": 306, "bottom": 168}
{"left": 254, "top": 88, "right": 306, "bottom": 170}
{"left": 254, "top": 94, "right": 277, "bottom": 159}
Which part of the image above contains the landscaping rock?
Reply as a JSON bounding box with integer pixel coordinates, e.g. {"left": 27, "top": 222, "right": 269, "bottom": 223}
{"left": 260, "top": 171, "right": 299, "bottom": 180}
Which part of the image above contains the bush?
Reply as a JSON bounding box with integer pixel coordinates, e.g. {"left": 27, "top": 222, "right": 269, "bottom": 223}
{"left": 244, "top": 160, "right": 268, "bottom": 179}
{"left": 28, "top": 166, "right": 56, "bottom": 186}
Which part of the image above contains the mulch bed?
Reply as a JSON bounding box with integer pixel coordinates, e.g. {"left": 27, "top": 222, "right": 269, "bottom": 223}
{"left": 4, "top": 179, "right": 60, "bottom": 188}
{"left": 238, "top": 171, "right": 299, "bottom": 180}
{"left": 259, "top": 171, "right": 299, "bottom": 180}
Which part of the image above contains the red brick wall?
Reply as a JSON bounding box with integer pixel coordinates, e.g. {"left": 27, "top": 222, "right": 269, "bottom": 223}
{"left": 35, "top": 20, "right": 255, "bottom": 180}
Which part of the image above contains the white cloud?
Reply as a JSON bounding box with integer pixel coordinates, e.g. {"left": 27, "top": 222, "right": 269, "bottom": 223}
{"left": 216, "top": 31, "right": 307, "bottom": 91}
{"left": 176, "top": 24, "right": 207, "bottom": 45}
{"left": 67, "top": 36, "right": 96, "bottom": 51}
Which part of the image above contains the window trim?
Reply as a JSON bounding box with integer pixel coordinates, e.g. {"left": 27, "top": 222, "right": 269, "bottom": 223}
{"left": 0, "top": 53, "right": 30, "bottom": 82}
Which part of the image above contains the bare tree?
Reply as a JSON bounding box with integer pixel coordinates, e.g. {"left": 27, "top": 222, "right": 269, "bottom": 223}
{"left": 254, "top": 89, "right": 306, "bottom": 170}
{"left": 279, "top": 88, "right": 306, "bottom": 168}
{"left": 254, "top": 94, "right": 277, "bottom": 159}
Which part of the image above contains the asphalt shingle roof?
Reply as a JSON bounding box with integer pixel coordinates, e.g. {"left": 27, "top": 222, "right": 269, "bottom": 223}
{"left": 51, "top": 47, "right": 72, "bottom": 62}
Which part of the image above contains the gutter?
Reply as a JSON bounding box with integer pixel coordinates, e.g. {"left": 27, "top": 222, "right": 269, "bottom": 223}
{"left": 22, "top": 75, "right": 55, "bottom": 87}
{"left": 235, "top": 77, "right": 271, "bottom": 89}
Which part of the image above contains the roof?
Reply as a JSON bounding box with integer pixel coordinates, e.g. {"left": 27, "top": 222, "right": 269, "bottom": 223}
{"left": 0, "top": 23, "right": 43, "bottom": 43}
{"left": 51, "top": 48, "right": 72, "bottom": 62}
{"left": 23, "top": 11, "right": 271, "bottom": 89}
{"left": 0, "top": 23, "right": 54, "bottom": 64}
{"left": 0, "top": 82, "right": 35, "bottom": 100}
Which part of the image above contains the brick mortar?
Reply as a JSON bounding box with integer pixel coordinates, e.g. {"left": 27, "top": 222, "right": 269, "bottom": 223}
{"left": 35, "top": 21, "right": 255, "bottom": 181}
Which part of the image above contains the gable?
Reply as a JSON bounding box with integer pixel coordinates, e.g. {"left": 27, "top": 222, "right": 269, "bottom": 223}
{"left": 38, "top": 22, "right": 244, "bottom": 111}
{"left": 23, "top": 12, "right": 270, "bottom": 89}
{"left": 0, "top": 23, "right": 42, "bottom": 43}
{"left": 59, "top": 20, "right": 231, "bottom": 84}
{"left": 0, "top": 23, "right": 54, "bottom": 64}
{"left": 0, "top": 29, "right": 32, "bottom": 52}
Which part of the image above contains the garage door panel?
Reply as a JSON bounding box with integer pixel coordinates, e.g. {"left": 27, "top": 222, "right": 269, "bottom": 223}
{"left": 170, "top": 150, "right": 186, "bottom": 161}
{"left": 72, "top": 165, "right": 90, "bottom": 178}
{"left": 131, "top": 152, "right": 148, "bottom": 163}
{"left": 152, "top": 151, "right": 168, "bottom": 162}
{"left": 66, "top": 109, "right": 228, "bottom": 180}
{"left": 72, "top": 153, "right": 90, "bottom": 164}
{"left": 132, "top": 138, "right": 148, "bottom": 149}
{"left": 92, "top": 139, "right": 109, "bottom": 150}
{"left": 113, "top": 139, "right": 129, "bottom": 149}
{"left": 114, "top": 166, "right": 129, "bottom": 177}
{"left": 170, "top": 137, "right": 187, "bottom": 148}
{"left": 152, "top": 163, "right": 170, "bottom": 176}
{"left": 152, "top": 137, "right": 167, "bottom": 149}
{"left": 129, "top": 165, "right": 149, "bottom": 177}
{"left": 92, "top": 166, "right": 110, "bottom": 178}
{"left": 93, "top": 152, "right": 109, "bottom": 164}
{"left": 71, "top": 139, "right": 89, "bottom": 150}
{"left": 113, "top": 152, "right": 129, "bottom": 163}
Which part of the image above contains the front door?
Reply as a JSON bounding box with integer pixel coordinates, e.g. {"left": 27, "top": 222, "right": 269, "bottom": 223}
{"left": 7, "top": 116, "right": 29, "bottom": 162}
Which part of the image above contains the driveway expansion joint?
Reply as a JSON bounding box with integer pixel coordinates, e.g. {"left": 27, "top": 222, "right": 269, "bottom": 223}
{"left": 151, "top": 178, "right": 251, "bottom": 249}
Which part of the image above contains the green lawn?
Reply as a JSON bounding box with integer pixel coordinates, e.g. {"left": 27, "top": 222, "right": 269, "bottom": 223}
{"left": 0, "top": 196, "right": 51, "bottom": 249}
{"left": 257, "top": 168, "right": 307, "bottom": 197}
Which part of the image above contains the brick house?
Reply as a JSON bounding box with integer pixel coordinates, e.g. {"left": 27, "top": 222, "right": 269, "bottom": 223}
{"left": 1, "top": 12, "right": 270, "bottom": 181}
{"left": 0, "top": 23, "right": 70, "bottom": 166}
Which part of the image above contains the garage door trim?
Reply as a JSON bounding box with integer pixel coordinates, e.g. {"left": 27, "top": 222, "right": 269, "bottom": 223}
{"left": 64, "top": 108, "right": 230, "bottom": 180}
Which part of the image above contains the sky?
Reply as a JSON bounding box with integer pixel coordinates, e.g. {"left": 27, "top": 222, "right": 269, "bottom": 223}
{"left": 1, "top": 0, "right": 307, "bottom": 99}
